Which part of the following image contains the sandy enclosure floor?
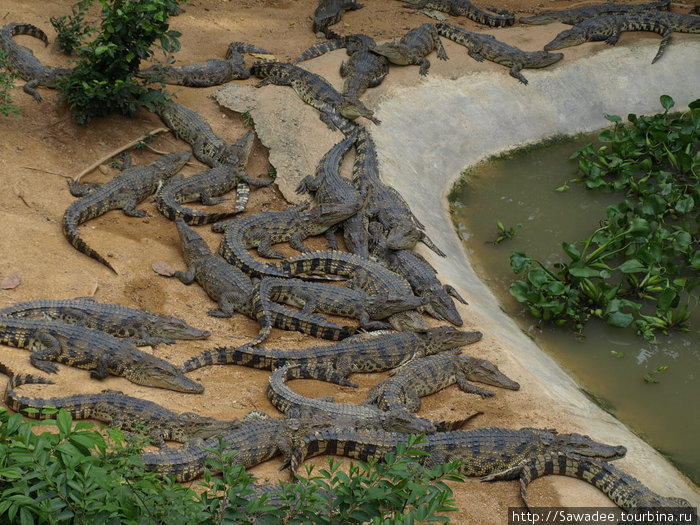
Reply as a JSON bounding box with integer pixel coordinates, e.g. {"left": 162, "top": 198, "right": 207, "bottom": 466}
{"left": 0, "top": 0, "right": 699, "bottom": 523}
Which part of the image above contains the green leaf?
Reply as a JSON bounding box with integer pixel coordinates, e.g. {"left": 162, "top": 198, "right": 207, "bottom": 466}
{"left": 561, "top": 242, "right": 581, "bottom": 261}
{"left": 674, "top": 196, "right": 694, "bottom": 214}
{"left": 617, "top": 259, "right": 646, "bottom": 274}
{"left": 527, "top": 268, "right": 550, "bottom": 288}
{"left": 57, "top": 409, "right": 72, "bottom": 437}
{"left": 659, "top": 94, "right": 675, "bottom": 111}
{"left": 607, "top": 311, "right": 634, "bottom": 328}
{"left": 604, "top": 113, "right": 622, "bottom": 123}
{"left": 509, "top": 281, "right": 530, "bottom": 303}
{"left": 568, "top": 265, "right": 600, "bottom": 278}
{"left": 656, "top": 288, "right": 678, "bottom": 313}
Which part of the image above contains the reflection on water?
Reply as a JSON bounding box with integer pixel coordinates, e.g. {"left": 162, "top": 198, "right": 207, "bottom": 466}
{"left": 449, "top": 135, "right": 700, "bottom": 485}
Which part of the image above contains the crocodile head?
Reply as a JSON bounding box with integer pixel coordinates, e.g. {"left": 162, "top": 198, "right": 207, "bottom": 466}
{"left": 309, "top": 201, "right": 362, "bottom": 231}
{"left": 457, "top": 356, "right": 520, "bottom": 391}
{"left": 130, "top": 355, "right": 205, "bottom": 393}
{"left": 424, "top": 286, "right": 464, "bottom": 326}
{"left": 175, "top": 217, "right": 213, "bottom": 262}
{"left": 154, "top": 151, "right": 192, "bottom": 180}
{"left": 385, "top": 223, "right": 423, "bottom": 251}
{"left": 364, "top": 293, "right": 429, "bottom": 319}
{"left": 382, "top": 408, "right": 436, "bottom": 434}
{"left": 540, "top": 429, "right": 627, "bottom": 460}
{"left": 174, "top": 413, "right": 242, "bottom": 441}
{"left": 338, "top": 95, "right": 377, "bottom": 122}
{"left": 528, "top": 51, "right": 565, "bottom": 67}
{"left": 544, "top": 28, "right": 588, "bottom": 51}
{"left": 371, "top": 42, "right": 412, "bottom": 65}
{"left": 421, "top": 326, "right": 483, "bottom": 353}
{"left": 147, "top": 313, "right": 211, "bottom": 341}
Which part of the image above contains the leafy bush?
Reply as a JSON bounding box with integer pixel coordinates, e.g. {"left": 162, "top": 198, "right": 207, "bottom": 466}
{"left": 0, "top": 408, "right": 464, "bottom": 524}
{"left": 509, "top": 96, "right": 699, "bottom": 340}
{"left": 49, "top": 0, "right": 94, "bottom": 55}
{"left": 56, "top": 0, "right": 182, "bottom": 123}
{"left": 0, "top": 49, "right": 19, "bottom": 117}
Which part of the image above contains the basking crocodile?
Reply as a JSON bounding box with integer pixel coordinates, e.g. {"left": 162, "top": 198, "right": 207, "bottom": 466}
{"left": 544, "top": 11, "right": 700, "bottom": 63}
{"left": 520, "top": 0, "right": 671, "bottom": 25}
{"left": 155, "top": 100, "right": 237, "bottom": 167}
{"left": 182, "top": 326, "right": 484, "bottom": 386}
{"left": 435, "top": 22, "right": 563, "bottom": 85}
{"left": 370, "top": 23, "right": 448, "bottom": 76}
{"left": 284, "top": 426, "right": 627, "bottom": 477}
{"left": 0, "top": 297, "right": 210, "bottom": 346}
{"left": 368, "top": 221, "right": 466, "bottom": 325}
{"left": 482, "top": 452, "right": 693, "bottom": 514}
{"left": 365, "top": 351, "right": 521, "bottom": 412}
{"left": 62, "top": 151, "right": 191, "bottom": 274}
{"left": 0, "top": 317, "right": 203, "bottom": 393}
{"left": 267, "top": 363, "right": 462, "bottom": 433}
{"left": 251, "top": 60, "right": 380, "bottom": 128}
{"left": 341, "top": 43, "right": 391, "bottom": 100}
{"left": 155, "top": 130, "right": 271, "bottom": 224}
{"left": 313, "top": 0, "right": 364, "bottom": 39}
{"left": 353, "top": 128, "right": 445, "bottom": 256}
{"left": 279, "top": 249, "right": 431, "bottom": 332}
{"left": 0, "top": 365, "right": 230, "bottom": 446}
{"left": 258, "top": 276, "right": 429, "bottom": 331}
{"left": 215, "top": 200, "right": 361, "bottom": 278}
{"left": 296, "top": 135, "right": 362, "bottom": 249}
{"left": 170, "top": 218, "right": 358, "bottom": 346}
{"left": 0, "top": 22, "right": 72, "bottom": 102}
{"left": 402, "top": 0, "right": 514, "bottom": 27}
{"left": 137, "top": 42, "right": 271, "bottom": 86}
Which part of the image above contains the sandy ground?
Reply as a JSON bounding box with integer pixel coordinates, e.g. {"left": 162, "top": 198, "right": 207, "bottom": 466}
{"left": 1, "top": 0, "right": 698, "bottom": 523}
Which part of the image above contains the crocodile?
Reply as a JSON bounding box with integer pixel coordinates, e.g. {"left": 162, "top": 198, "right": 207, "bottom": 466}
{"left": 0, "top": 317, "right": 204, "bottom": 393}
{"left": 340, "top": 43, "right": 391, "bottom": 100}
{"left": 353, "top": 128, "right": 445, "bottom": 257}
{"left": 182, "top": 326, "right": 484, "bottom": 386}
{"left": 0, "top": 22, "right": 72, "bottom": 102}
{"left": 296, "top": 135, "right": 362, "bottom": 249}
{"left": 283, "top": 426, "right": 627, "bottom": 477}
{"left": 0, "top": 364, "right": 231, "bottom": 446}
{"left": 544, "top": 11, "right": 700, "bottom": 63}
{"left": 368, "top": 221, "right": 465, "bottom": 325}
{"left": 313, "top": 0, "right": 364, "bottom": 39}
{"left": 279, "top": 249, "right": 431, "bottom": 332}
{"left": 369, "top": 23, "right": 448, "bottom": 76}
{"left": 250, "top": 60, "right": 380, "bottom": 128}
{"left": 155, "top": 100, "right": 238, "bottom": 167}
{"left": 435, "top": 22, "right": 564, "bottom": 85}
{"left": 214, "top": 200, "right": 361, "bottom": 279}
{"left": 0, "top": 297, "right": 210, "bottom": 347}
{"left": 258, "top": 276, "right": 429, "bottom": 331}
{"left": 155, "top": 130, "right": 271, "bottom": 224}
{"left": 519, "top": 0, "right": 671, "bottom": 25}
{"left": 170, "top": 218, "right": 358, "bottom": 346}
{"left": 402, "top": 0, "right": 515, "bottom": 27}
{"left": 137, "top": 42, "right": 271, "bottom": 86}
{"left": 267, "top": 363, "right": 468, "bottom": 434}
{"left": 365, "top": 351, "right": 521, "bottom": 412}
{"left": 482, "top": 452, "right": 694, "bottom": 515}
{"left": 62, "top": 151, "right": 191, "bottom": 274}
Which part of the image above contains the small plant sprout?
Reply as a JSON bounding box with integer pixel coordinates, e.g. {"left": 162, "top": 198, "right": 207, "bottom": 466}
{"left": 493, "top": 219, "right": 522, "bottom": 244}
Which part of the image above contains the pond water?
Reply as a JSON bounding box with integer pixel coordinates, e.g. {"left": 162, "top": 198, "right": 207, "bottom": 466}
{"left": 449, "top": 135, "right": 700, "bottom": 486}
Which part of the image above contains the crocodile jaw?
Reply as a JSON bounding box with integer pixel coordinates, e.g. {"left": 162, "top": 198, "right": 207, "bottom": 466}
{"left": 544, "top": 28, "right": 587, "bottom": 50}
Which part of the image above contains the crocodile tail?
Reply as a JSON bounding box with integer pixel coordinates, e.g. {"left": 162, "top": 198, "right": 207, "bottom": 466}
{"left": 0, "top": 362, "right": 56, "bottom": 417}
{"left": 294, "top": 38, "right": 346, "bottom": 63}
{"left": 156, "top": 195, "right": 238, "bottom": 225}
{"left": 62, "top": 206, "right": 118, "bottom": 274}
{"left": 226, "top": 41, "right": 273, "bottom": 58}
{"left": 9, "top": 23, "right": 49, "bottom": 46}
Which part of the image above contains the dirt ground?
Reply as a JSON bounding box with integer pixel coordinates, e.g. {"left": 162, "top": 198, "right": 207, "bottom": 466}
{"left": 1, "top": 0, "right": 698, "bottom": 523}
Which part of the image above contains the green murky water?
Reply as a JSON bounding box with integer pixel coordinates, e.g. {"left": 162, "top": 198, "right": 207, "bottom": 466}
{"left": 449, "top": 135, "right": 700, "bottom": 485}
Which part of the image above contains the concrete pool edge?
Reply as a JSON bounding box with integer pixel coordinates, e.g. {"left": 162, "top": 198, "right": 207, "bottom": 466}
{"left": 370, "top": 39, "right": 700, "bottom": 502}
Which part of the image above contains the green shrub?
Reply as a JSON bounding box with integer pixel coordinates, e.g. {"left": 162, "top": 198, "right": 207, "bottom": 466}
{"left": 56, "top": 0, "right": 182, "bottom": 123}
{"left": 49, "top": 0, "right": 94, "bottom": 55}
{"left": 0, "top": 408, "right": 464, "bottom": 524}
{"left": 509, "top": 95, "right": 700, "bottom": 341}
{"left": 0, "top": 49, "right": 19, "bottom": 117}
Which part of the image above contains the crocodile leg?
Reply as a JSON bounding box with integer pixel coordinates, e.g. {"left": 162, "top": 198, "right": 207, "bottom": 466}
{"left": 172, "top": 266, "right": 197, "bottom": 285}
{"left": 433, "top": 32, "right": 449, "bottom": 60}
{"left": 256, "top": 239, "right": 286, "bottom": 259}
{"left": 23, "top": 79, "right": 43, "bottom": 102}
{"left": 288, "top": 234, "right": 313, "bottom": 253}
{"left": 68, "top": 180, "right": 103, "bottom": 197}
{"left": 445, "top": 285, "right": 468, "bottom": 305}
{"left": 28, "top": 333, "right": 63, "bottom": 374}
{"left": 456, "top": 375, "right": 496, "bottom": 397}
{"left": 509, "top": 64, "right": 529, "bottom": 85}
{"left": 119, "top": 194, "right": 148, "bottom": 217}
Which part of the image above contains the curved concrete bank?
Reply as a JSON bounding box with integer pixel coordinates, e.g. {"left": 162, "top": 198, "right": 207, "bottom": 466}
{"left": 216, "top": 32, "right": 700, "bottom": 513}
